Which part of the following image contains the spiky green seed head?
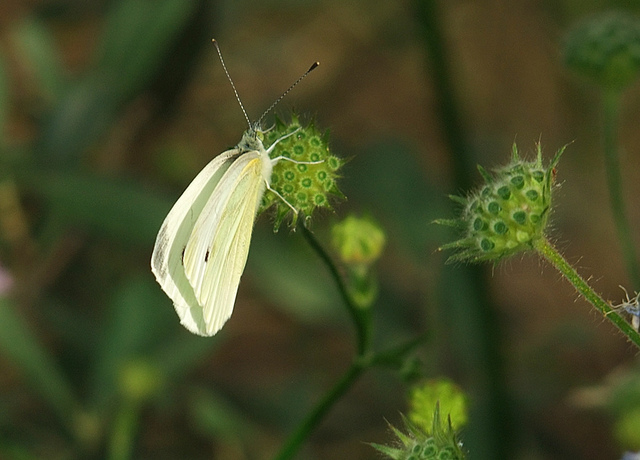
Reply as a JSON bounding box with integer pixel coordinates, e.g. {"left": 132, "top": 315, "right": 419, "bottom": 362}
{"left": 260, "top": 114, "right": 344, "bottom": 230}
{"left": 436, "top": 142, "right": 566, "bottom": 264}
{"left": 370, "top": 405, "right": 466, "bottom": 460}
{"left": 563, "top": 11, "right": 640, "bottom": 91}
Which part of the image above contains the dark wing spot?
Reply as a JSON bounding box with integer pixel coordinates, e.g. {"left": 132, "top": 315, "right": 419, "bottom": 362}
{"left": 181, "top": 246, "right": 186, "bottom": 265}
{"left": 205, "top": 249, "right": 210, "bottom": 263}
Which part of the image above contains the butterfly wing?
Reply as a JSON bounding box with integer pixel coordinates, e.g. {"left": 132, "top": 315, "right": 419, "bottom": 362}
{"left": 151, "top": 148, "right": 240, "bottom": 334}
{"left": 182, "top": 152, "right": 266, "bottom": 335}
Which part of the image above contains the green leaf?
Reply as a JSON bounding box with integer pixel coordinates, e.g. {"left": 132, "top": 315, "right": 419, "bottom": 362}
{"left": 0, "top": 53, "right": 7, "bottom": 147}
{"left": 34, "top": 76, "right": 119, "bottom": 166}
{"left": 10, "top": 18, "right": 66, "bottom": 101}
{"left": 247, "top": 226, "right": 343, "bottom": 324}
{"left": 89, "top": 276, "right": 175, "bottom": 408}
{"left": 18, "top": 169, "right": 171, "bottom": 246}
{"left": 95, "top": 0, "right": 198, "bottom": 101}
{"left": 188, "top": 387, "right": 258, "bottom": 447}
{"left": 0, "top": 296, "right": 78, "bottom": 425}
{"left": 35, "top": 0, "right": 198, "bottom": 166}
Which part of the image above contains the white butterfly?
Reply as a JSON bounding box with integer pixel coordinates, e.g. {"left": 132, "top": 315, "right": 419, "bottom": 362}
{"left": 151, "top": 40, "right": 319, "bottom": 336}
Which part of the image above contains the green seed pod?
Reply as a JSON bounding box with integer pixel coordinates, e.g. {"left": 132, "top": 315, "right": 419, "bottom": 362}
{"left": 369, "top": 406, "right": 466, "bottom": 460}
{"left": 260, "top": 114, "right": 344, "bottom": 230}
{"left": 436, "top": 142, "right": 566, "bottom": 264}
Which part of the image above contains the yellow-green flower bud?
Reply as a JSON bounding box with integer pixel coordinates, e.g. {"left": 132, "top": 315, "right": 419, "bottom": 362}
{"left": 331, "top": 214, "right": 386, "bottom": 309}
{"left": 409, "top": 379, "right": 468, "bottom": 433}
{"left": 331, "top": 215, "right": 386, "bottom": 266}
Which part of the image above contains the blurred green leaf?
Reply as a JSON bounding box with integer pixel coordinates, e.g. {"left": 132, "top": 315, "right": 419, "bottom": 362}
{"left": 96, "top": 0, "right": 198, "bottom": 101}
{"left": 35, "top": 74, "right": 121, "bottom": 167}
{"left": 35, "top": 76, "right": 119, "bottom": 166}
{"left": 0, "top": 296, "right": 78, "bottom": 426}
{"left": 0, "top": 444, "right": 41, "bottom": 460}
{"left": 0, "top": 53, "right": 7, "bottom": 147}
{"left": 248, "top": 225, "right": 344, "bottom": 324}
{"left": 19, "top": 169, "right": 171, "bottom": 246}
{"left": 343, "top": 139, "right": 449, "bottom": 261}
{"left": 151, "top": 333, "right": 219, "bottom": 384}
{"left": 90, "top": 275, "right": 175, "bottom": 409}
{"left": 10, "top": 18, "right": 66, "bottom": 101}
{"left": 36, "top": 0, "right": 198, "bottom": 166}
{"left": 189, "top": 387, "right": 258, "bottom": 446}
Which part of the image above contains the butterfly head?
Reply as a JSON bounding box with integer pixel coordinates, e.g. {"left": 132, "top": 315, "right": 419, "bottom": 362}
{"left": 237, "top": 125, "right": 266, "bottom": 153}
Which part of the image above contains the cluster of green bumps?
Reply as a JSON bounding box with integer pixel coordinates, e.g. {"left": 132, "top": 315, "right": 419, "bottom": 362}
{"left": 437, "top": 143, "right": 565, "bottom": 263}
{"left": 261, "top": 114, "right": 344, "bottom": 229}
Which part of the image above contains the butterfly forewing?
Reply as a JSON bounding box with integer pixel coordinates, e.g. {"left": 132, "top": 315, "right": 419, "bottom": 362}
{"left": 183, "top": 152, "right": 266, "bottom": 335}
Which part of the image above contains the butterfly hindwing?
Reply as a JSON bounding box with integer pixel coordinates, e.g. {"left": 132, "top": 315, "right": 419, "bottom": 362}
{"left": 151, "top": 148, "right": 241, "bottom": 334}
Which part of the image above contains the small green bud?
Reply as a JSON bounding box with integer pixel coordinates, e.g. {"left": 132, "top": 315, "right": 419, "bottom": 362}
{"left": 261, "top": 114, "right": 344, "bottom": 230}
{"left": 436, "top": 142, "right": 566, "bottom": 263}
{"left": 563, "top": 11, "right": 640, "bottom": 91}
{"left": 331, "top": 214, "right": 386, "bottom": 266}
{"left": 331, "top": 214, "right": 386, "bottom": 308}
{"left": 409, "top": 379, "right": 468, "bottom": 433}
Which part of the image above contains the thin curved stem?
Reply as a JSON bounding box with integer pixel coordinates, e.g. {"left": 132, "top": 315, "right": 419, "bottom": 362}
{"left": 273, "top": 358, "right": 366, "bottom": 460}
{"left": 602, "top": 90, "right": 640, "bottom": 288}
{"left": 299, "top": 222, "right": 371, "bottom": 355}
{"left": 534, "top": 237, "right": 640, "bottom": 348}
{"left": 272, "top": 334, "right": 429, "bottom": 460}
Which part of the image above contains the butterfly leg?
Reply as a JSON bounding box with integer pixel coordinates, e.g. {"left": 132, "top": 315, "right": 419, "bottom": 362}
{"left": 271, "top": 156, "right": 325, "bottom": 166}
{"left": 263, "top": 179, "right": 298, "bottom": 214}
{"left": 265, "top": 128, "right": 301, "bottom": 152}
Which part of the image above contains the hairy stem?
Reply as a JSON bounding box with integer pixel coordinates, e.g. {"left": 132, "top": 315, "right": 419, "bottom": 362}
{"left": 534, "top": 237, "right": 640, "bottom": 348}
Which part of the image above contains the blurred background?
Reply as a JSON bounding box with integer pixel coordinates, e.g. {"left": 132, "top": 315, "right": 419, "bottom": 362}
{"left": 1, "top": 0, "right": 640, "bottom": 459}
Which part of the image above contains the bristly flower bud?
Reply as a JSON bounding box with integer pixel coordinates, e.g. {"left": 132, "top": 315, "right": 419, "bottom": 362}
{"left": 436, "top": 142, "right": 566, "bottom": 264}
{"left": 370, "top": 404, "right": 466, "bottom": 460}
{"left": 260, "top": 114, "right": 344, "bottom": 230}
{"left": 563, "top": 11, "right": 640, "bottom": 91}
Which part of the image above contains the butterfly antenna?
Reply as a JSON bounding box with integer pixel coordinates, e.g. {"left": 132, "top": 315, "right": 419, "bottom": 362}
{"left": 212, "top": 39, "right": 252, "bottom": 130}
{"left": 256, "top": 61, "right": 320, "bottom": 127}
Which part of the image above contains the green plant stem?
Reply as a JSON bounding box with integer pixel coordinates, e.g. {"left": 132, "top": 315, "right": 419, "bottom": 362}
{"left": 414, "top": 1, "right": 511, "bottom": 458}
{"left": 299, "top": 222, "right": 371, "bottom": 355}
{"left": 534, "top": 237, "right": 640, "bottom": 348}
{"left": 273, "top": 333, "right": 429, "bottom": 460}
{"left": 273, "top": 223, "right": 428, "bottom": 460}
{"left": 107, "top": 399, "right": 140, "bottom": 460}
{"left": 602, "top": 89, "right": 640, "bottom": 288}
{"left": 273, "top": 358, "right": 366, "bottom": 460}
